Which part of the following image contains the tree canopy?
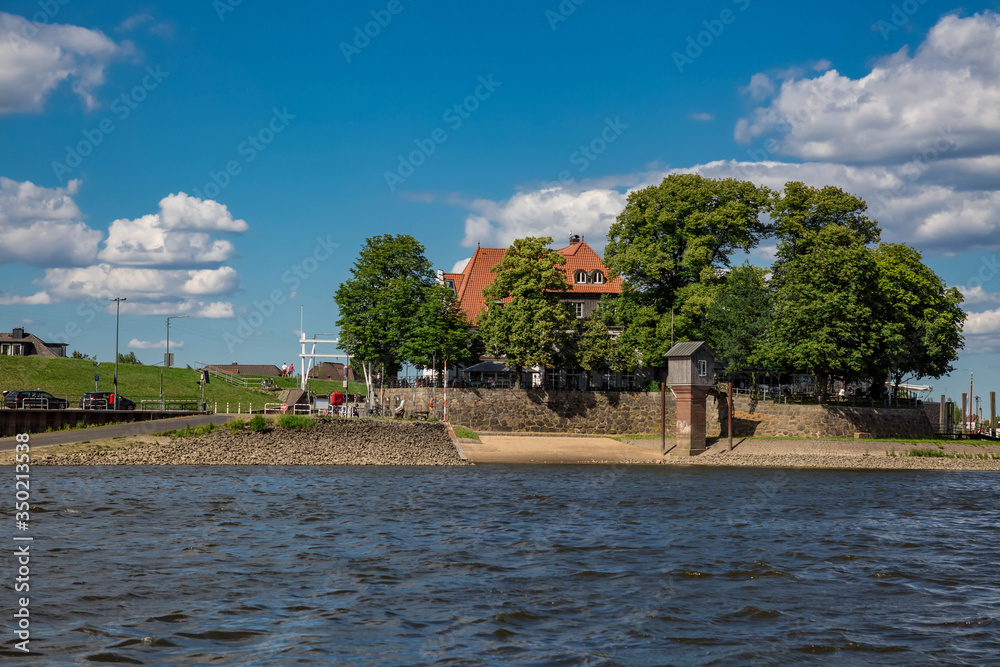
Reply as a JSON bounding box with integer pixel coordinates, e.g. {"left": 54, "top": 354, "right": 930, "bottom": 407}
{"left": 605, "top": 173, "right": 773, "bottom": 312}
{"left": 478, "top": 237, "right": 575, "bottom": 386}
{"left": 873, "top": 243, "right": 966, "bottom": 393}
{"left": 705, "top": 263, "right": 772, "bottom": 382}
{"left": 334, "top": 234, "right": 434, "bottom": 394}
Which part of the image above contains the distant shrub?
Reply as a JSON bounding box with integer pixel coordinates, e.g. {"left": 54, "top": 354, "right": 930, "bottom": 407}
{"left": 249, "top": 415, "right": 269, "bottom": 433}
{"left": 226, "top": 418, "right": 247, "bottom": 433}
{"left": 277, "top": 414, "right": 314, "bottom": 430}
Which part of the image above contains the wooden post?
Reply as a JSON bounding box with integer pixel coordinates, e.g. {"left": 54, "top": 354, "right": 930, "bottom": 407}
{"left": 991, "top": 391, "right": 996, "bottom": 438}
{"left": 660, "top": 382, "right": 666, "bottom": 454}
{"left": 939, "top": 394, "right": 947, "bottom": 436}
{"left": 962, "top": 393, "right": 968, "bottom": 435}
{"left": 727, "top": 380, "right": 733, "bottom": 452}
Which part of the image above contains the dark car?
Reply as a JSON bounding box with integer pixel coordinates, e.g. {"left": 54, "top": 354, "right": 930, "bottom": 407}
{"left": 3, "top": 389, "right": 70, "bottom": 410}
{"left": 80, "top": 392, "right": 136, "bottom": 410}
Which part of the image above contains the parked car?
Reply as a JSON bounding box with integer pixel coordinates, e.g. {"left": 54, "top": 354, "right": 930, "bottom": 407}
{"left": 3, "top": 389, "right": 70, "bottom": 410}
{"left": 79, "top": 392, "right": 136, "bottom": 410}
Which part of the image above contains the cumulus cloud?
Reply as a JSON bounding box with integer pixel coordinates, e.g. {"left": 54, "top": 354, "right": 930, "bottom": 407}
{"left": 39, "top": 264, "right": 239, "bottom": 302}
{"left": 116, "top": 301, "right": 234, "bottom": 318}
{"left": 964, "top": 308, "right": 1000, "bottom": 335}
{"left": 99, "top": 193, "right": 245, "bottom": 266}
{"left": 735, "top": 12, "right": 1000, "bottom": 164}
{"left": 959, "top": 285, "right": 1000, "bottom": 306}
{"left": 690, "top": 112, "right": 714, "bottom": 122}
{"left": 0, "top": 11, "right": 123, "bottom": 112}
{"left": 461, "top": 185, "right": 630, "bottom": 253}
{"left": 128, "top": 338, "right": 182, "bottom": 350}
{"left": 451, "top": 258, "right": 470, "bottom": 273}
{"left": 0, "top": 291, "right": 50, "bottom": 305}
{"left": 159, "top": 193, "right": 248, "bottom": 231}
{"left": 0, "top": 177, "right": 101, "bottom": 266}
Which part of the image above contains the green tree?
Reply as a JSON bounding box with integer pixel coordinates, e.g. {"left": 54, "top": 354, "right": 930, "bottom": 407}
{"left": 605, "top": 174, "right": 773, "bottom": 313}
{"left": 770, "top": 181, "right": 880, "bottom": 269}
{"left": 334, "top": 234, "right": 434, "bottom": 399}
{"left": 117, "top": 351, "right": 142, "bottom": 365}
{"left": 604, "top": 174, "right": 772, "bottom": 357}
{"left": 71, "top": 350, "right": 95, "bottom": 360}
{"left": 574, "top": 309, "right": 635, "bottom": 380}
{"left": 873, "top": 243, "right": 966, "bottom": 397}
{"left": 478, "top": 237, "right": 576, "bottom": 387}
{"left": 759, "top": 225, "right": 885, "bottom": 399}
{"left": 705, "top": 263, "right": 772, "bottom": 387}
{"left": 401, "top": 283, "right": 479, "bottom": 384}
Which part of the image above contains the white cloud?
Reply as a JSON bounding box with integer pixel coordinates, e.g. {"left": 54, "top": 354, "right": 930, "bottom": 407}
{"left": 0, "top": 291, "right": 50, "bottom": 305}
{"left": 128, "top": 338, "right": 182, "bottom": 350}
{"left": 0, "top": 177, "right": 101, "bottom": 266}
{"left": 959, "top": 285, "right": 1000, "bottom": 306}
{"left": 158, "top": 193, "right": 248, "bottom": 231}
{"left": 742, "top": 73, "right": 775, "bottom": 101}
{"left": 0, "top": 11, "right": 122, "bottom": 113}
{"left": 461, "top": 185, "right": 629, "bottom": 253}
{"left": 964, "top": 308, "right": 1000, "bottom": 335}
{"left": 450, "top": 258, "right": 470, "bottom": 273}
{"left": 689, "top": 112, "right": 714, "bottom": 122}
{"left": 115, "top": 301, "right": 234, "bottom": 318}
{"left": 39, "top": 264, "right": 239, "bottom": 302}
{"left": 736, "top": 12, "right": 1000, "bottom": 164}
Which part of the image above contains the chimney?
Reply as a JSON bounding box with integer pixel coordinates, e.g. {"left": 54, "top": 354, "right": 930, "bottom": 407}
{"left": 569, "top": 234, "right": 581, "bottom": 245}
{"left": 12, "top": 327, "right": 24, "bottom": 339}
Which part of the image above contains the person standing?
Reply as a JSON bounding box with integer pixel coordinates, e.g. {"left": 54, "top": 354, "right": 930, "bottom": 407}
{"left": 288, "top": 363, "right": 294, "bottom": 378}
{"left": 281, "top": 362, "right": 288, "bottom": 377}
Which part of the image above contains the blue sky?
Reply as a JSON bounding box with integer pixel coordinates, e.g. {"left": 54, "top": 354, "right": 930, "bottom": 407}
{"left": 1, "top": 0, "right": 999, "bottom": 407}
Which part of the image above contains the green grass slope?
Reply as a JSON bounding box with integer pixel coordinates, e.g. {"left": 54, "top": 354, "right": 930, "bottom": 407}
{"left": 0, "top": 356, "right": 365, "bottom": 409}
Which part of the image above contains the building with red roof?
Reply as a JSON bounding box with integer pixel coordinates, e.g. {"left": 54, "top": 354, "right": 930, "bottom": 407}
{"left": 440, "top": 234, "right": 623, "bottom": 324}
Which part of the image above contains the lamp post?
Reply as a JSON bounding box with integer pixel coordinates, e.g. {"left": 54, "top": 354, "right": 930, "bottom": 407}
{"left": 112, "top": 297, "right": 126, "bottom": 410}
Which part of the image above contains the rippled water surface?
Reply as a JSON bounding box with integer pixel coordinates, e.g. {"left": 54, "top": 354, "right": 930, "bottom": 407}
{"left": 5, "top": 465, "right": 1000, "bottom": 665}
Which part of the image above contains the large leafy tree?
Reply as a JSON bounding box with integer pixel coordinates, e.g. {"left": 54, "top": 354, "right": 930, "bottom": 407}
{"left": 574, "top": 308, "right": 636, "bottom": 379}
{"left": 334, "top": 234, "right": 434, "bottom": 398}
{"left": 478, "top": 237, "right": 575, "bottom": 387}
{"left": 873, "top": 243, "right": 965, "bottom": 396}
{"left": 604, "top": 174, "right": 772, "bottom": 352}
{"left": 401, "top": 283, "right": 480, "bottom": 384}
{"left": 705, "top": 263, "right": 773, "bottom": 386}
{"left": 605, "top": 174, "right": 773, "bottom": 312}
{"left": 770, "top": 181, "right": 880, "bottom": 269}
{"left": 759, "top": 224, "right": 886, "bottom": 398}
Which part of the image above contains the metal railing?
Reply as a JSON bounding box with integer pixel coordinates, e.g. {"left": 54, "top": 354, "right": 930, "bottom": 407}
{"left": 205, "top": 369, "right": 277, "bottom": 390}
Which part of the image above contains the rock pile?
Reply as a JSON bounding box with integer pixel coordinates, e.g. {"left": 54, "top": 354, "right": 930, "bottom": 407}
{"left": 35, "top": 418, "right": 469, "bottom": 466}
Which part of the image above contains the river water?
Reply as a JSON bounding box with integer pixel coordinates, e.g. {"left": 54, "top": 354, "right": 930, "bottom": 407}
{"left": 4, "top": 465, "right": 1000, "bottom": 665}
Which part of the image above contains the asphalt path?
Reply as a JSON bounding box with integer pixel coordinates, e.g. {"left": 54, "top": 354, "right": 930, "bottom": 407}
{"left": 0, "top": 413, "right": 234, "bottom": 451}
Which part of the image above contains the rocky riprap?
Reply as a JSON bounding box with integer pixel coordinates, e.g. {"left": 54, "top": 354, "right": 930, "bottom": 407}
{"left": 35, "top": 419, "right": 469, "bottom": 466}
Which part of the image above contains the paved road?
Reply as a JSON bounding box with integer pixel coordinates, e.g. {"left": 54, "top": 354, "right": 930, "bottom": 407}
{"left": 0, "top": 414, "right": 235, "bottom": 451}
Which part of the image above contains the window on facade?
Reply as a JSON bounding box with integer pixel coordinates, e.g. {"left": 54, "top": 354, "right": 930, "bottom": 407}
{"left": 592, "top": 271, "right": 604, "bottom": 284}
{"left": 698, "top": 359, "right": 707, "bottom": 377}
{"left": 572, "top": 302, "right": 584, "bottom": 318}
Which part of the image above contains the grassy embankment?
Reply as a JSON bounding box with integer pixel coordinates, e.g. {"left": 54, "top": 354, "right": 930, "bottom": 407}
{"left": 0, "top": 356, "right": 366, "bottom": 410}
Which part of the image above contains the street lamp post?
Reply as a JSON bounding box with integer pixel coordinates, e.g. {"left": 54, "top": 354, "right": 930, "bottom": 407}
{"left": 161, "top": 315, "right": 189, "bottom": 408}
{"left": 112, "top": 297, "right": 126, "bottom": 410}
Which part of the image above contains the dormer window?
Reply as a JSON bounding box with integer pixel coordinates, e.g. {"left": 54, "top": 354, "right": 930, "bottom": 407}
{"left": 445, "top": 279, "right": 455, "bottom": 292}
{"left": 574, "top": 270, "right": 588, "bottom": 284}
{"left": 591, "top": 271, "right": 605, "bottom": 284}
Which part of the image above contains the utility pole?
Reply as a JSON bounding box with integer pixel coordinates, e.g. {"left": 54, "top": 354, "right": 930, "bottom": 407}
{"left": 163, "top": 315, "right": 189, "bottom": 408}
{"left": 112, "top": 297, "right": 126, "bottom": 410}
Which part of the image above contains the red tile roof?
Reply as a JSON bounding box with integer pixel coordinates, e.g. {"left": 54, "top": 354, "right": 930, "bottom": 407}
{"left": 449, "top": 241, "right": 621, "bottom": 323}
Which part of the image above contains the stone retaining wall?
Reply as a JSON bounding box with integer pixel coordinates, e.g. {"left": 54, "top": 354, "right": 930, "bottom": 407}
{"left": 383, "top": 388, "right": 934, "bottom": 439}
